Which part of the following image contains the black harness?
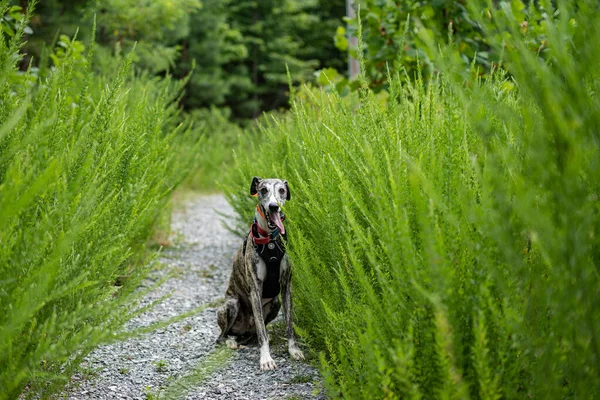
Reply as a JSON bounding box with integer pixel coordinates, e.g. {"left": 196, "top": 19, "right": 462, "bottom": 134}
{"left": 243, "top": 218, "right": 287, "bottom": 298}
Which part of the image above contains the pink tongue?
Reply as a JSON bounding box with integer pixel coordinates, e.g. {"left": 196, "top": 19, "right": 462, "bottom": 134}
{"left": 269, "top": 212, "right": 285, "bottom": 235}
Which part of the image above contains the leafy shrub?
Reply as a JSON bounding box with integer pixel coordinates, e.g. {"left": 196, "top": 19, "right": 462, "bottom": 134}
{"left": 93, "top": 0, "right": 202, "bottom": 74}
{"left": 336, "top": 0, "right": 550, "bottom": 91}
{"left": 0, "top": 4, "right": 200, "bottom": 398}
{"left": 224, "top": 0, "right": 600, "bottom": 398}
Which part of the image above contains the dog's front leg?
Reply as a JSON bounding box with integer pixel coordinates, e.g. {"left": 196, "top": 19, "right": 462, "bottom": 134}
{"left": 281, "top": 255, "right": 305, "bottom": 361}
{"left": 249, "top": 257, "right": 277, "bottom": 371}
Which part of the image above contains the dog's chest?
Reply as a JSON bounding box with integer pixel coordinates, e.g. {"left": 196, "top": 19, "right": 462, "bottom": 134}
{"left": 246, "top": 235, "right": 287, "bottom": 298}
{"left": 261, "top": 259, "right": 281, "bottom": 298}
{"left": 257, "top": 239, "right": 286, "bottom": 298}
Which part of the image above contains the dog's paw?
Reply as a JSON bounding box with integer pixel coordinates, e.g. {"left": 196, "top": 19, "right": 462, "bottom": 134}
{"left": 289, "top": 346, "right": 305, "bottom": 361}
{"left": 260, "top": 354, "right": 277, "bottom": 371}
{"left": 225, "top": 338, "right": 238, "bottom": 349}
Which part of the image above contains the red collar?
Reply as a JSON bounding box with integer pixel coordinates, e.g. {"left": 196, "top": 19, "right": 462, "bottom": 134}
{"left": 251, "top": 223, "right": 272, "bottom": 245}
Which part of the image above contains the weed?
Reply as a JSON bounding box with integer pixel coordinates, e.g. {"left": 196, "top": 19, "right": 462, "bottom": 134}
{"left": 153, "top": 360, "right": 169, "bottom": 373}
{"left": 287, "top": 375, "right": 313, "bottom": 384}
{"left": 207, "top": 297, "right": 226, "bottom": 308}
{"left": 266, "top": 320, "right": 287, "bottom": 353}
{"left": 310, "top": 382, "right": 323, "bottom": 396}
{"left": 79, "top": 364, "right": 101, "bottom": 381}
{"left": 168, "top": 266, "right": 186, "bottom": 278}
{"left": 158, "top": 347, "right": 232, "bottom": 399}
{"left": 143, "top": 386, "right": 161, "bottom": 400}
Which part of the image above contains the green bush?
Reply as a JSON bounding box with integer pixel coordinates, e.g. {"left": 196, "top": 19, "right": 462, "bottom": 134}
{"left": 336, "top": 0, "right": 550, "bottom": 91}
{"left": 0, "top": 4, "right": 200, "bottom": 398}
{"left": 224, "top": 0, "right": 600, "bottom": 398}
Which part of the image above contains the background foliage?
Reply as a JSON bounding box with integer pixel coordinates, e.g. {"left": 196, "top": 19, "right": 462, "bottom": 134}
{"left": 336, "top": 0, "right": 552, "bottom": 92}
{"left": 11, "top": 0, "right": 558, "bottom": 118}
{"left": 18, "top": 0, "right": 347, "bottom": 120}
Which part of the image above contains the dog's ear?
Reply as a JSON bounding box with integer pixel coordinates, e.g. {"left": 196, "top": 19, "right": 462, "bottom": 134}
{"left": 284, "top": 180, "right": 290, "bottom": 200}
{"left": 250, "top": 176, "right": 261, "bottom": 196}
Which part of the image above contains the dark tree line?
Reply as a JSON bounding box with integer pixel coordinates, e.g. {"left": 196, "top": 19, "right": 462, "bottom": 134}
{"left": 18, "top": 0, "right": 346, "bottom": 120}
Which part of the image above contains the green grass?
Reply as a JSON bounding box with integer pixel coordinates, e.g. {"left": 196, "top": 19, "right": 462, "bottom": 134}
{"left": 287, "top": 375, "right": 314, "bottom": 385}
{"left": 153, "top": 360, "right": 169, "bottom": 373}
{"left": 0, "top": 3, "right": 201, "bottom": 398}
{"left": 224, "top": 0, "right": 600, "bottom": 398}
{"left": 157, "top": 347, "right": 232, "bottom": 400}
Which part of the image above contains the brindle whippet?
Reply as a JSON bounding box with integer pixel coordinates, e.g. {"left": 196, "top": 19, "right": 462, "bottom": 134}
{"left": 216, "top": 177, "right": 304, "bottom": 371}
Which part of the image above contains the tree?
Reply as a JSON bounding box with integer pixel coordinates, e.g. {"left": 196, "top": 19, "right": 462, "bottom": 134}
{"left": 223, "top": 0, "right": 322, "bottom": 118}
{"left": 176, "top": 0, "right": 250, "bottom": 110}
{"left": 18, "top": 0, "right": 348, "bottom": 120}
{"left": 179, "top": 0, "right": 347, "bottom": 119}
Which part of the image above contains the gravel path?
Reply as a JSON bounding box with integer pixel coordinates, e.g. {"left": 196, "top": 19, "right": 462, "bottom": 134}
{"left": 65, "top": 194, "right": 324, "bottom": 400}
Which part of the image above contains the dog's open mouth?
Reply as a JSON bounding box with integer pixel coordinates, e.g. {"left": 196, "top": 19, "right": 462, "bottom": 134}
{"left": 267, "top": 211, "right": 285, "bottom": 235}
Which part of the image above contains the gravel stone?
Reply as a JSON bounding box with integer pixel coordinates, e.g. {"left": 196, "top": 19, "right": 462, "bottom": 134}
{"left": 64, "top": 194, "right": 325, "bottom": 399}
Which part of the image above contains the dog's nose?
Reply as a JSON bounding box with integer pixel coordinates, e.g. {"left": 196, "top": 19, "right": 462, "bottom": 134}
{"left": 268, "top": 204, "right": 279, "bottom": 213}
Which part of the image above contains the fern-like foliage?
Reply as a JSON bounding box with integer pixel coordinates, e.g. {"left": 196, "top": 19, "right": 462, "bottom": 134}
{"left": 0, "top": 2, "right": 201, "bottom": 397}
{"left": 223, "top": 0, "right": 600, "bottom": 398}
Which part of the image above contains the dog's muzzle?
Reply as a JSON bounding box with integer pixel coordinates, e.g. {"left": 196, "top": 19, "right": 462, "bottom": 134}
{"left": 266, "top": 206, "right": 285, "bottom": 235}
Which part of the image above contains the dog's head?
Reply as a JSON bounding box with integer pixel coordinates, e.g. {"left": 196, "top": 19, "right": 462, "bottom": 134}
{"left": 250, "top": 177, "right": 290, "bottom": 234}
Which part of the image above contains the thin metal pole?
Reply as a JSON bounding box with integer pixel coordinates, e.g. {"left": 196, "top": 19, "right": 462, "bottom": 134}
{"left": 346, "top": 0, "right": 360, "bottom": 79}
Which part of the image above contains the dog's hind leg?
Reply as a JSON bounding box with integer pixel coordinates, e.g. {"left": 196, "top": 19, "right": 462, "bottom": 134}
{"left": 216, "top": 296, "right": 240, "bottom": 345}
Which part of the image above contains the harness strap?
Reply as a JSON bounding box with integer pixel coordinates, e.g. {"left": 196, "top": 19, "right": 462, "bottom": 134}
{"left": 242, "top": 212, "right": 288, "bottom": 299}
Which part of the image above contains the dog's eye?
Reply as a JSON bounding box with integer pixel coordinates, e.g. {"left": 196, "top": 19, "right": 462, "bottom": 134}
{"left": 279, "top": 188, "right": 285, "bottom": 196}
{"left": 260, "top": 188, "right": 268, "bottom": 195}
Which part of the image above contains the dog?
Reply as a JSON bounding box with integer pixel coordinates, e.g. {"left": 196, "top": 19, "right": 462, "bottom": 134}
{"left": 216, "top": 177, "right": 304, "bottom": 371}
